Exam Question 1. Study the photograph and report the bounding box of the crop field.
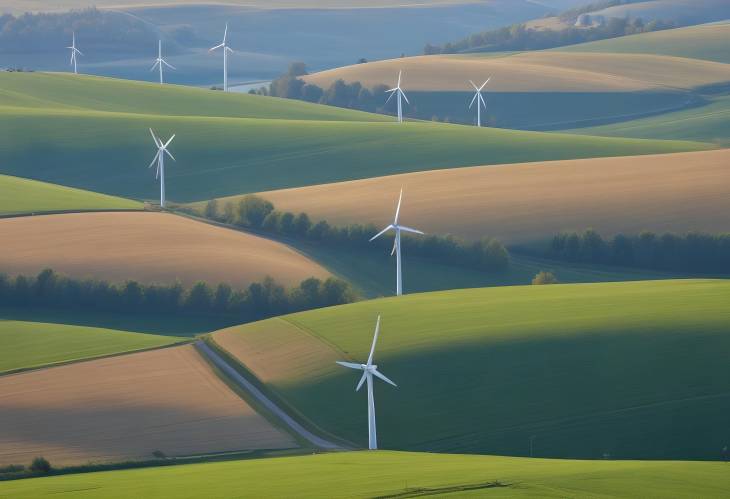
[0,345,297,467]
[0,317,184,374]
[212,280,730,460]
[569,94,730,146]
[0,72,713,201]
[557,22,730,64]
[243,149,730,245]
[304,52,730,92]
[590,0,730,30]
[1,450,729,499]
[0,175,141,216]
[0,212,330,287]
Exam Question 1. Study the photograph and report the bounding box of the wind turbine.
[385,71,409,123]
[209,23,234,91]
[369,189,424,296]
[148,129,175,208]
[67,32,83,74]
[336,315,397,450]
[151,40,175,84]
[469,78,490,127]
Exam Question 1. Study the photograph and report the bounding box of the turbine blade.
[385,90,396,104]
[226,46,234,53]
[390,238,397,256]
[479,77,491,91]
[469,92,478,109]
[162,60,176,70]
[397,70,401,88]
[209,43,224,52]
[336,361,362,370]
[355,371,368,391]
[156,163,160,179]
[479,93,486,108]
[399,225,424,235]
[367,315,380,366]
[394,188,403,224]
[372,369,397,387]
[469,80,479,91]
[151,61,160,71]
[369,225,394,242]
[400,89,410,105]
[149,128,161,147]
[149,150,161,169]
[163,134,175,149]
[224,23,228,43]
[164,149,176,162]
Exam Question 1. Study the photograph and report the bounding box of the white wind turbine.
[369,189,424,296]
[336,315,397,450]
[151,40,175,84]
[67,32,83,74]
[209,23,233,91]
[148,129,175,208]
[385,70,409,123]
[469,78,490,127]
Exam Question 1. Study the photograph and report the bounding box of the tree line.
[548,229,730,273]
[195,195,510,273]
[0,269,356,322]
[423,13,675,55]
[250,62,391,114]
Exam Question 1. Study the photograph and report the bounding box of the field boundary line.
[196,340,351,451]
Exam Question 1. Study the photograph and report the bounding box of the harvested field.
[303,52,730,92]
[0,212,330,287]
[255,149,730,244]
[0,345,297,467]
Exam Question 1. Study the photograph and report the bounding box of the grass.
[0,72,713,202]
[1,450,728,498]
[0,317,186,374]
[556,22,730,64]
[568,94,730,146]
[213,280,730,460]
[0,174,141,215]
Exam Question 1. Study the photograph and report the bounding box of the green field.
[0,72,713,202]
[0,174,141,215]
[215,280,730,460]
[567,94,730,145]
[2,450,728,498]
[557,22,730,64]
[0,312,191,373]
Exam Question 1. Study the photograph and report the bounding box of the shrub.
[29,457,51,474]
[532,271,558,285]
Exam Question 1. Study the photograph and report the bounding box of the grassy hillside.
[0,72,713,202]
[568,94,730,145]
[590,0,730,28]
[2,451,729,498]
[239,149,730,246]
[0,212,330,287]
[0,174,141,215]
[0,317,184,374]
[303,51,730,128]
[557,22,730,64]
[213,280,730,459]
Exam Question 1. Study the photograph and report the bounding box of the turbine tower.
[469,78,490,127]
[336,315,397,450]
[370,189,424,296]
[148,129,176,208]
[209,23,234,92]
[385,71,409,123]
[151,40,175,84]
[67,32,83,74]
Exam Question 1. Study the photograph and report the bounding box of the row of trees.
[548,229,730,273]
[0,269,356,322]
[199,195,510,273]
[423,16,675,55]
[0,8,162,55]
[254,63,390,114]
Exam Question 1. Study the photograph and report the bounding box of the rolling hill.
[0,317,185,374]
[590,0,730,27]
[1,451,728,498]
[556,22,730,64]
[302,51,730,128]
[0,72,713,202]
[0,175,142,216]
[0,212,330,287]
[0,345,297,467]
[240,149,730,246]
[211,280,730,460]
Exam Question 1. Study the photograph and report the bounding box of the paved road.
[196,341,347,451]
